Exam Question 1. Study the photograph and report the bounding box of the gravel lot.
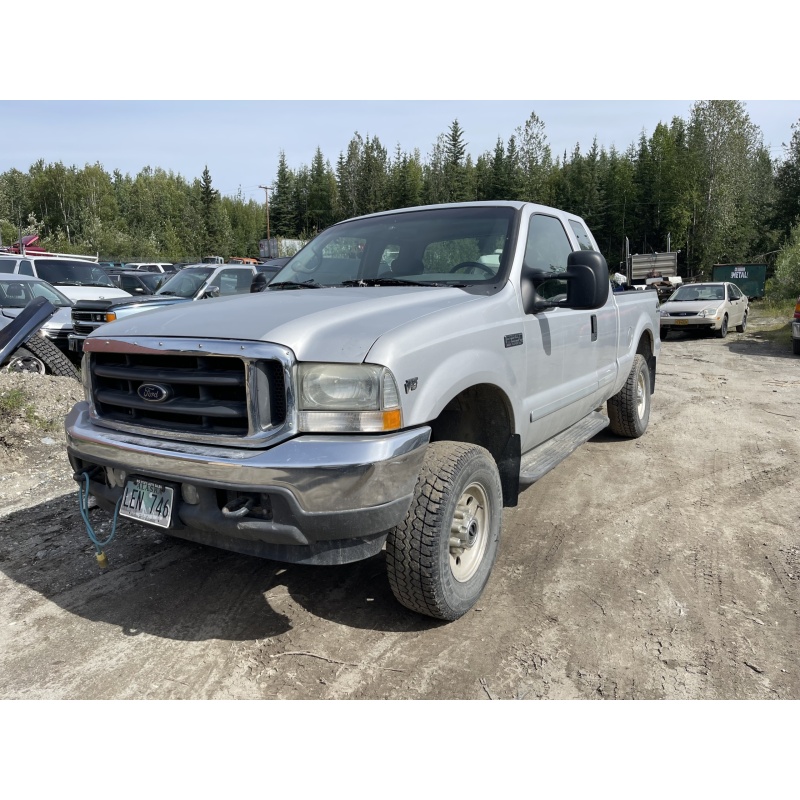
[1,309,798,700]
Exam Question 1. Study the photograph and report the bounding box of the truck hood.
[91,286,482,362]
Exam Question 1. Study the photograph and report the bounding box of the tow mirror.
[522,250,610,314]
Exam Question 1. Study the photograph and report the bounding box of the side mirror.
[202,286,221,300]
[521,250,610,314]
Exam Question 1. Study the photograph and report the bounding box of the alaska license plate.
[119,478,174,528]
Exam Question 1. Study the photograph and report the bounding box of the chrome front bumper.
[66,402,430,564]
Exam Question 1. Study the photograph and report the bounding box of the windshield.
[269,206,516,289]
[138,273,164,291]
[0,278,72,308]
[34,259,116,287]
[670,284,725,302]
[156,267,213,297]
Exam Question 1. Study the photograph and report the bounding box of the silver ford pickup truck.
[66,201,660,620]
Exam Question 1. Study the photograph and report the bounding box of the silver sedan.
[660,282,749,339]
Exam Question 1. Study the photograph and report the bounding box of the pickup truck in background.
[66,201,660,620]
[68,263,257,353]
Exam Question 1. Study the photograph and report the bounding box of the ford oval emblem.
[138,383,172,403]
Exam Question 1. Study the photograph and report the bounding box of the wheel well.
[428,384,519,507]
[637,330,656,393]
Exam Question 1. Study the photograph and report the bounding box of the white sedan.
[660,281,749,339]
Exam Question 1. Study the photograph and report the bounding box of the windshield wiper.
[341,278,436,288]
[268,280,321,290]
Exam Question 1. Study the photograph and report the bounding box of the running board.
[519,411,610,487]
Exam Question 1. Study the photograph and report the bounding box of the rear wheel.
[793,338,800,355]
[386,442,502,621]
[607,353,651,438]
[736,311,748,333]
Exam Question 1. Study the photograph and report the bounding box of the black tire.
[736,311,747,333]
[793,338,800,355]
[716,314,728,338]
[386,442,502,621]
[660,329,669,340]
[13,334,80,379]
[607,353,651,438]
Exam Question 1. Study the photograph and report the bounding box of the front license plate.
[675,320,689,325]
[119,478,174,528]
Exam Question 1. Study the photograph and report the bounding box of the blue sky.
[1,100,798,204]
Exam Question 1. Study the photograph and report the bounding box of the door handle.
[591,314,598,342]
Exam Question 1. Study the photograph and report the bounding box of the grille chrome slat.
[93,364,245,386]
[94,389,248,418]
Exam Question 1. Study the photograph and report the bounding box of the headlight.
[700,306,720,318]
[297,363,402,432]
[660,309,670,317]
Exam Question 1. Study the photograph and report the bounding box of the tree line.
[2,101,800,296]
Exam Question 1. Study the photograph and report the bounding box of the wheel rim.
[742,313,747,331]
[8,354,46,374]
[636,367,647,419]
[449,482,489,582]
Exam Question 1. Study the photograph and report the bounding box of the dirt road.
[1,314,798,700]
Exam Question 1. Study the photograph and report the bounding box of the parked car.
[123,262,175,273]
[0,255,132,304]
[68,263,258,353]
[0,274,76,358]
[106,270,165,295]
[659,281,749,339]
[250,258,290,292]
[792,295,800,355]
[229,257,260,265]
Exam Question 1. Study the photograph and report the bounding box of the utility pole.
[259,185,272,256]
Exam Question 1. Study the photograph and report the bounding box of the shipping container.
[711,264,767,299]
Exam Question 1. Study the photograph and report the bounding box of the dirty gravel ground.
[1,312,798,702]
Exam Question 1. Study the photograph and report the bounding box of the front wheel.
[716,314,729,338]
[386,442,502,621]
[660,329,669,340]
[607,353,651,438]
[736,311,748,333]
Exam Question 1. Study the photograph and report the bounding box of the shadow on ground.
[0,493,438,642]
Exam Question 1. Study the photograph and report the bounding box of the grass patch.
[0,387,32,414]
[757,297,797,317]
[0,387,58,433]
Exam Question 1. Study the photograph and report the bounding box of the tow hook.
[221,497,253,518]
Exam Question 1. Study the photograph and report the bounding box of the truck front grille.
[72,309,107,336]
[89,350,286,439]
